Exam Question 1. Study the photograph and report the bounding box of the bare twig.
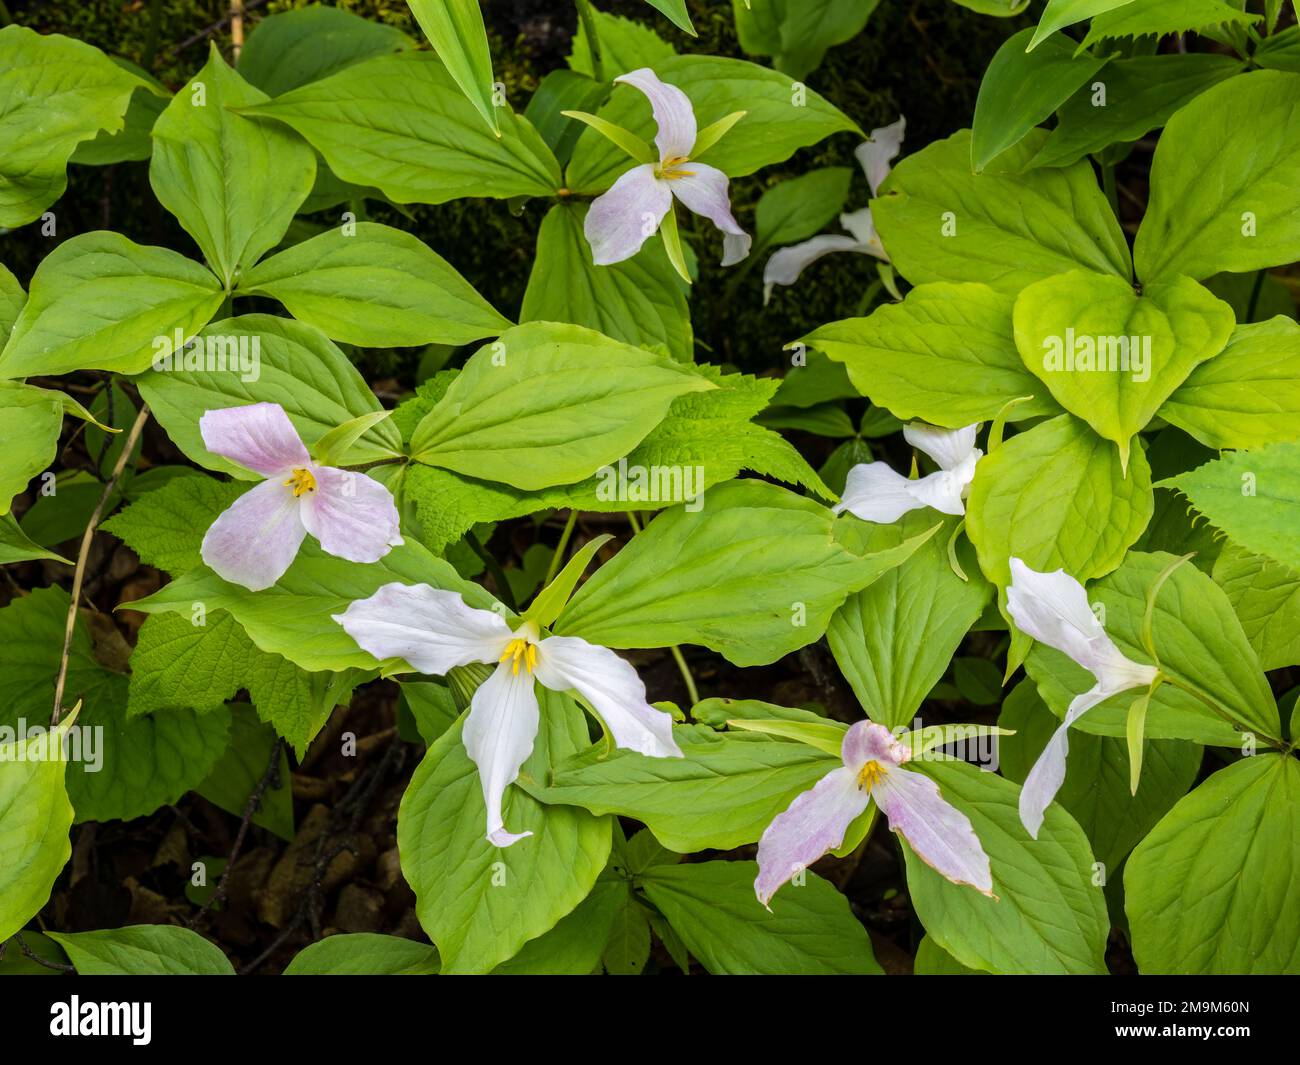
[230,0,246,60]
[12,932,76,973]
[169,0,268,57]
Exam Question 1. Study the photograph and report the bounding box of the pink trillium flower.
[584,68,751,267]
[834,422,981,524]
[762,116,905,302]
[199,402,402,592]
[1007,558,1159,839]
[755,720,992,907]
[335,584,683,847]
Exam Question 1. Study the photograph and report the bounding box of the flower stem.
[543,509,579,586]
[575,0,605,82]
[466,530,519,614]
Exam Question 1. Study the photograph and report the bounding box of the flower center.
[857,760,886,793]
[656,155,695,180]
[500,637,538,676]
[284,467,316,497]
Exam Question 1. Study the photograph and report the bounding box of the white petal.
[838,207,889,260]
[333,583,513,674]
[533,635,682,758]
[832,461,927,524]
[200,478,306,591]
[904,422,981,472]
[615,67,697,161]
[1018,683,1111,839]
[855,115,906,198]
[668,162,752,266]
[762,234,868,302]
[463,661,540,847]
[904,468,970,517]
[584,164,672,265]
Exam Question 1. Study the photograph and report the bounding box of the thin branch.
[12,932,76,973]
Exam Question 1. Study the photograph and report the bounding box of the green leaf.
[901,760,1110,974]
[1212,542,1300,671]
[196,703,295,841]
[0,232,223,378]
[524,70,608,167]
[523,533,613,628]
[913,934,983,974]
[1158,317,1300,450]
[1013,271,1234,467]
[565,54,859,194]
[872,130,1132,295]
[47,926,234,975]
[103,475,244,575]
[240,53,560,205]
[555,480,936,666]
[1125,754,1300,973]
[570,8,675,78]
[0,263,24,348]
[520,203,692,363]
[600,883,652,975]
[0,514,69,564]
[1030,0,1137,48]
[0,383,64,514]
[0,25,157,227]
[950,0,1030,13]
[283,933,439,974]
[136,315,402,478]
[150,45,316,288]
[239,221,511,347]
[638,860,881,974]
[732,0,882,82]
[972,28,1108,172]
[803,282,1058,425]
[68,62,170,167]
[408,0,500,136]
[1136,70,1300,283]
[398,691,612,974]
[493,877,624,974]
[0,721,75,943]
[1081,0,1259,49]
[409,322,711,488]
[755,167,853,249]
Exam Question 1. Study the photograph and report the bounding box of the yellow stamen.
[857,760,886,793]
[657,156,696,180]
[284,467,316,497]
[500,637,537,676]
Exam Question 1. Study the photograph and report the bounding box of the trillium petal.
[874,766,994,896]
[855,115,906,197]
[905,468,972,517]
[199,402,310,478]
[463,660,540,847]
[838,207,889,259]
[841,720,907,773]
[833,461,927,524]
[754,767,870,908]
[333,584,513,673]
[584,163,672,265]
[615,67,697,161]
[762,234,868,303]
[668,162,752,266]
[200,478,306,591]
[299,466,402,564]
[533,635,682,758]
[1018,683,1111,839]
[904,422,981,472]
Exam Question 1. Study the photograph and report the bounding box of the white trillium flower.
[762,116,905,302]
[583,67,751,267]
[1006,558,1159,839]
[334,584,683,847]
[833,422,982,524]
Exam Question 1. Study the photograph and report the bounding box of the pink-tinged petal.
[463,660,540,847]
[584,164,672,265]
[754,767,870,908]
[762,234,867,303]
[833,461,927,524]
[333,583,513,674]
[615,67,697,161]
[838,207,889,260]
[1018,684,1111,839]
[299,466,402,564]
[841,720,908,773]
[199,403,309,477]
[200,478,306,591]
[875,766,993,896]
[668,162,752,265]
[904,422,981,472]
[855,116,906,197]
[533,634,681,758]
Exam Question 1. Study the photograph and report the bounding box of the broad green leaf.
[1030,0,1137,48]
[872,130,1132,295]
[901,760,1110,975]
[408,0,500,136]
[639,860,882,974]
[1081,0,1259,49]
[1125,754,1300,974]
[196,703,295,840]
[999,680,1200,870]
[1013,271,1234,467]
[520,203,692,362]
[0,382,63,514]
[555,480,936,666]
[240,222,510,347]
[47,926,234,975]
[972,28,1108,172]
[150,46,316,288]
[1256,23,1300,74]
[524,70,608,167]
[493,877,624,975]
[950,0,1031,12]
[0,25,157,227]
[828,514,993,729]
[914,934,983,974]
[732,0,882,82]
[643,0,696,34]
[803,282,1058,425]
[565,55,860,194]
[1160,441,1300,572]
[570,8,675,78]
[102,475,243,575]
[0,262,26,347]
[966,413,1154,591]
[68,61,170,166]
[1135,70,1300,283]
[284,933,439,975]
[1212,542,1300,670]
[0,232,223,378]
[599,881,652,976]
[0,721,75,943]
[1159,317,1300,450]
[240,52,561,205]
[399,691,612,974]
[0,514,69,564]
[136,314,402,478]
[238,5,414,96]
[409,322,711,488]
[755,167,853,250]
